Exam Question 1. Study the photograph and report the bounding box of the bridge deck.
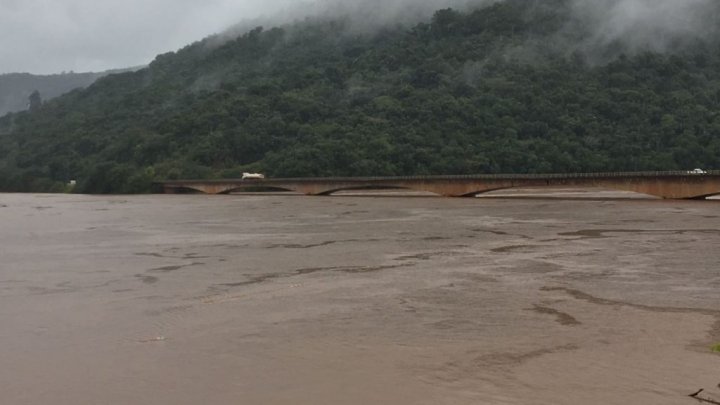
[156,171,720,199]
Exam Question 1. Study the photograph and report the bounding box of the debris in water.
[138,336,167,343]
[689,388,720,404]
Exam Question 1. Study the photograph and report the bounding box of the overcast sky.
[0,0,303,74]
[0,0,478,75]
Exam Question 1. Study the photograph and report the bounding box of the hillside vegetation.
[2,0,720,193]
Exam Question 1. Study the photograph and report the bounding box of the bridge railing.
[257,170,720,182]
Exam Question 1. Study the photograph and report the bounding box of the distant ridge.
[0,67,142,116]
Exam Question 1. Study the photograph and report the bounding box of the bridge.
[156,171,720,200]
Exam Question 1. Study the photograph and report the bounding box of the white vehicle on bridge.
[242,172,265,180]
[688,168,707,174]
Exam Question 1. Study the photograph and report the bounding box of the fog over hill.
[225,0,719,48]
[570,0,719,52]
[1,0,717,74]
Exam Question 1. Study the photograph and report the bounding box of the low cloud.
[571,0,719,53]
[1,0,717,74]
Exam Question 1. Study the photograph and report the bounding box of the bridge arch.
[458,187,516,197]
[220,185,297,195]
[686,191,720,200]
[164,185,209,194]
[470,185,665,199]
[315,184,438,196]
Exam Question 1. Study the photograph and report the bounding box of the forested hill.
[0,69,135,116]
[2,0,720,193]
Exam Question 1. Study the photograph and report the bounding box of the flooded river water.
[1,192,718,404]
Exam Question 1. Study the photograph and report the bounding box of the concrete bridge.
[156,171,720,199]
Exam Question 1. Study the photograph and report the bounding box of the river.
[1,192,718,404]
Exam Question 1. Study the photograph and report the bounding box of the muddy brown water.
[1,191,719,405]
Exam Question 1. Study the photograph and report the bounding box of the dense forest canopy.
[1,0,720,193]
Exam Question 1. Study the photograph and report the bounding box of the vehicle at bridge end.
[242,172,265,180]
[688,168,707,174]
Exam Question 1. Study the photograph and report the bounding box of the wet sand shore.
[0,192,718,404]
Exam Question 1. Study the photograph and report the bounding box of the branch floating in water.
[689,388,720,405]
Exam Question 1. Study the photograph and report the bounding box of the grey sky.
[0,0,301,74]
[0,0,476,75]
